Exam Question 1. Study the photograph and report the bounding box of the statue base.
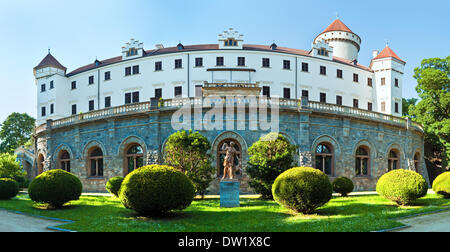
[220,179,240,208]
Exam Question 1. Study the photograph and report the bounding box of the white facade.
[34,20,405,125]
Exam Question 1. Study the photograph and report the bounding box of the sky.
[0,0,448,123]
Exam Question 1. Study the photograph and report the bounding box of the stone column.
[298,110,312,167]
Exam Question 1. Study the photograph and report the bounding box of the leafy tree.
[0,113,35,154]
[246,133,296,199]
[164,130,215,198]
[409,56,449,171]
[0,153,26,186]
[402,98,418,118]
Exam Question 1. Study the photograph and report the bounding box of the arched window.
[355,146,370,176]
[414,153,420,172]
[125,144,144,175]
[37,154,44,175]
[217,139,242,178]
[388,149,400,171]
[59,150,71,172]
[315,143,333,176]
[89,147,104,177]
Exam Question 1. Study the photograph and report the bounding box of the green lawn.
[0,193,448,232]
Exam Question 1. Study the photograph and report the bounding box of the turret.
[33,52,67,79]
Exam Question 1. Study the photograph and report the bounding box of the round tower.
[314,19,361,62]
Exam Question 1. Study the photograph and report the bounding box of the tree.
[0,153,26,186]
[409,56,449,172]
[246,133,296,199]
[0,113,35,154]
[164,130,215,198]
[402,98,418,118]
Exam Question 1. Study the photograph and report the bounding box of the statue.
[221,142,240,180]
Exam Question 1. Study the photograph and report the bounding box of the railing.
[203,82,260,88]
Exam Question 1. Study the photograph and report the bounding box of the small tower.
[218,28,244,50]
[314,18,361,62]
[122,38,144,60]
[370,45,406,115]
[33,52,67,79]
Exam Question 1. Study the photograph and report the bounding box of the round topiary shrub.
[432,172,450,198]
[106,177,124,197]
[376,169,428,206]
[119,165,195,215]
[0,178,19,200]
[28,169,82,208]
[332,177,354,197]
[272,167,333,214]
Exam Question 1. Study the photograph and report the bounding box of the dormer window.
[318,48,329,57]
[224,38,238,47]
[127,48,138,57]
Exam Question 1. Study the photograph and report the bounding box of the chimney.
[155,44,164,49]
[372,50,379,58]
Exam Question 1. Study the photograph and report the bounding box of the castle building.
[23,19,427,193]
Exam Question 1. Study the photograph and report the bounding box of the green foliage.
[432,172,450,198]
[0,113,35,154]
[28,169,82,208]
[106,177,124,197]
[272,167,332,214]
[0,153,27,187]
[0,178,19,200]
[247,133,296,199]
[164,130,214,197]
[376,169,428,206]
[409,56,450,168]
[119,165,195,215]
[402,98,418,118]
[332,177,354,197]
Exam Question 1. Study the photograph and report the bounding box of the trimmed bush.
[0,178,19,200]
[106,177,124,197]
[332,177,354,197]
[119,165,195,215]
[272,167,333,214]
[376,169,428,206]
[432,172,450,198]
[28,169,82,208]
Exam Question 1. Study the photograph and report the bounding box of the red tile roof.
[321,19,353,34]
[372,46,405,63]
[34,53,67,72]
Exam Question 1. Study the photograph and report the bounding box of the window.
[89,76,94,84]
[301,62,309,72]
[353,99,359,108]
[337,69,343,79]
[125,93,132,104]
[368,78,373,87]
[320,66,326,75]
[315,143,333,176]
[302,90,309,99]
[41,106,46,117]
[41,84,46,92]
[336,95,342,105]
[195,57,203,67]
[237,57,245,66]
[125,144,144,175]
[71,104,77,115]
[104,71,111,81]
[224,39,238,47]
[125,67,131,76]
[320,93,326,103]
[89,100,95,111]
[283,88,291,99]
[105,96,111,108]
[381,77,386,86]
[368,102,373,111]
[283,60,290,70]
[355,146,370,176]
[216,57,224,66]
[127,48,137,57]
[395,78,399,87]
[262,58,270,68]
[395,102,399,113]
[262,86,270,97]
[195,85,202,97]
[71,81,77,90]
[414,153,420,172]
[175,59,182,69]
[381,102,386,112]
[50,104,54,114]
[353,73,359,83]
[132,65,139,74]
[155,61,162,71]
[318,48,329,56]
[59,151,71,172]
[132,91,139,103]
[174,86,182,97]
[155,88,162,99]
[89,147,104,177]
[388,149,400,171]
[125,92,139,104]
[50,81,54,89]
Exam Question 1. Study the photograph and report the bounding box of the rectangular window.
[395,102,399,113]
[104,71,111,81]
[381,77,386,86]
[336,95,343,105]
[320,93,326,103]
[368,78,373,87]
[89,76,94,84]
[71,81,77,90]
[50,81,54,89]
[41,84,46,92]
[155,88,162,99]
[395,78,399,87]
[155,61,162,71]
[337,69,343,79]
[50,104,54,114]
[262,58,270,68]
[283,60,291,70]
[89,100,95,111]
[125,67,132,76]
[301,62,309,72]
[320,66,326,75]
[132,91,139,103]
[302,90,309,99]
[174,86,182,97]
[41,107,46,117]
[216,57,224,66]
[353,99,359,108]
[368,102,373,111]
[195,85,202,97]
[195,57,203,67]
[175,59,182,69]
[132,65,139,74]
[283,88,291,99]
[125,93,132,104]
[105,96,111,108]
[237,57,245,66]
[353,73,359,83]
[71,104,77,115]
[263,86,270,97]
[381,101,386,112]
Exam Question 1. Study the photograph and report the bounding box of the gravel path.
[0,210,66,232]
[393,210,450,232]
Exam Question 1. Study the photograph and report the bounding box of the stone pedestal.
[220,180,240,208]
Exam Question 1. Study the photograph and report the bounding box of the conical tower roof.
[373,46,405,63]
[34,53,67,72]
[321,18,353,34]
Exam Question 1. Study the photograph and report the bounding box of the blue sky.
[0,0,448,123]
